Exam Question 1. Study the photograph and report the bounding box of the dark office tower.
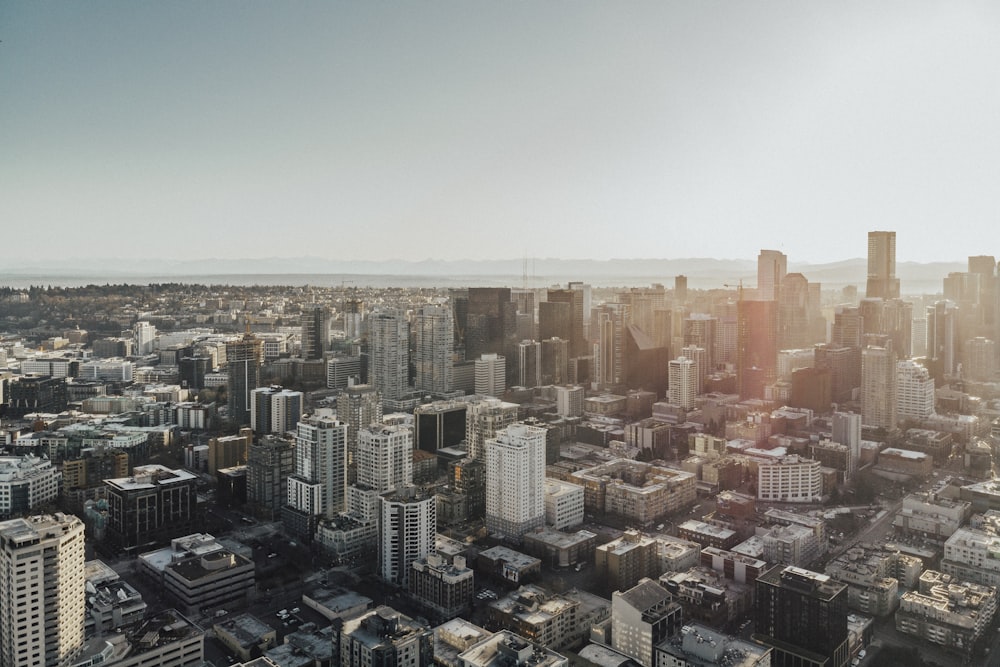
[594,302,631,389]
[465,287,516,360]
[7,375,68,417]
[342,298,365,341]
[300,305,331,361]
[927,300,959,379]
[414,401,467,453]
[540,337,570,385]
[831,306,862,348]
[227,333,264,427]
[413,305,454,393]
[449,289,469,352]
[737,300,778,400]
[517,340,541,388]
[969,255,997,331]
[179,356,211,391]
[624,325,669,397]
[866,230,900,299]
[757,249,787,302]
[882,299,913,360]
[683,314,717,374]
[538,301,571,342]
[674,275,688,304]
[814,345,860,405]
[451,457,486,520]
[755,565,849,667]
[338,384,383,470]
[247,434,295,520]
[547,288,586,357]
[778,273,810,350]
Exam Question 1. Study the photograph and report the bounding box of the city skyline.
[3,3,1000,264]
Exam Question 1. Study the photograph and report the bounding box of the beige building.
[894,492,970,539]
[896,570,998,654]
[572,459,696,523]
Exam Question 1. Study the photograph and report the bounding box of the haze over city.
[3,2,1000,264]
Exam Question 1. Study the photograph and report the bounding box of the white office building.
[757,455,822,503]
[896,359,936,421]
[475,353,506,397]
[357,424,413,494]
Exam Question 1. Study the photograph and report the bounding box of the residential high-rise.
[465,398,519,461]
[547,288,586,357]
[754,565,849,667]
[668,357,697,410]
[368,308,410,401]
[247,434,295,520]
[594,302,631,389]
[866,230,900,299]
[861,338,897,430]
[226,332,263,427]
[683,314,717,376]
[133,320,157,356]
[380,486,436,587]
[896,359,935,422]
[287,415,347,520]
[250,386,303,435]
[757,249,787,302]
[300,305,331,361]
[485,423,546,540]
[357,424,413,493]
[0,514,86,667]
[474,353,506,397]
[338,384,383,472]
[413,305,454,394]
[831,412,861,481]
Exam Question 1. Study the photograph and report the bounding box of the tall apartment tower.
[357,424,413,493]
[251,386,303,435]
[861,338,897,430]
[757,249,787,302]
[226,332,264,427]
[247,434,295,520]
[413,305,454,394]
[287,415,348,519]
[475,353,506,397]
[485,423,547,540]
[754,565,849,667]
[132,320,157,356]
[0,514,86,667]
[300,305,330,361]
[866,230,900,299]
[896,359,935,421]
[683,314,717,376]
[681,345,707,395]
[380,486,436,587]
[668,357,697,409]
[368,308,410,401]
[465,398,519,461]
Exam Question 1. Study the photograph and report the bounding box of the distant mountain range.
[0,256,965,291]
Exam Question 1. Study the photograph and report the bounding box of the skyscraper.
[368,308,410,401]
[547,288,586,358]
[474,353,506,397]
[927,300,958,378]
[413,305,454,394]
[0,514,86,667]
[357,424,413,494]
[866,230,900,299]
[250,386,303,435]
[737,299,778,400]
[861,338,896,430]
[287,415,348,520]
[594,302,631,389]
[754,565,849,667]
[896,359,935,422]
[831,412,861,482]
[466,287,517,361]
[380,486,436,587]
[226,332,263,427]
[668,357,697,409]
[757,249,787,302]
[485,423,546,540]
[517,340,541,388]
[338,384,383,478]
[465,397,519,461]
[300,305,331,361]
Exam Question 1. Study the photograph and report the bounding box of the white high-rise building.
[668,357,697,409]
[757,250,787,301]
[368,308,410,401]
[485,423,547,540]
[133,320,157,356]
[475,353,506,397]
[413,305,454,393]
[287,415,348,518]
[465,397,519,461]
[357,424,413,494]
[517,340,541,389]
[896,359,936,422]
[0,514,86,667]
[680,345,706,394]
[862,341,897,430]
[831,412,861,481]
[555,385,584,418]
[379,486,435,587]
[250,386,303,435]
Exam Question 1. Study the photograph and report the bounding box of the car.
[291,607,300,614]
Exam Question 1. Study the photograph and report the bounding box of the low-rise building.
[0,454,61,518]
[266,623,337,666]
[699,547,767,585]
[409,552,475,622]
[942,526,1000,588]
[571,460,696,523]
[756,455,822,503]
[457,629,568,667]
[543,479,585,530]
[138,533,254,615]
[214,614,277,663]
[596,530,658,593]
[302,587,372,623]
[653,535,701,575]
[339,606,433,667]
[873,448,934,481]
[677,520,739,551]
[72,609,204,667]
[825,545,906,616]
[521,527,597,569]
[660,567,753,629]
[896,570,999,655]
[84,560,147,637]
[486,585,582,652]
[654,623,772,667]
[477,546,541,584]
[611,578,683,667]
[893,492,970,539]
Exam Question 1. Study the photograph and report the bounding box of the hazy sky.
[3,2,999,264]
